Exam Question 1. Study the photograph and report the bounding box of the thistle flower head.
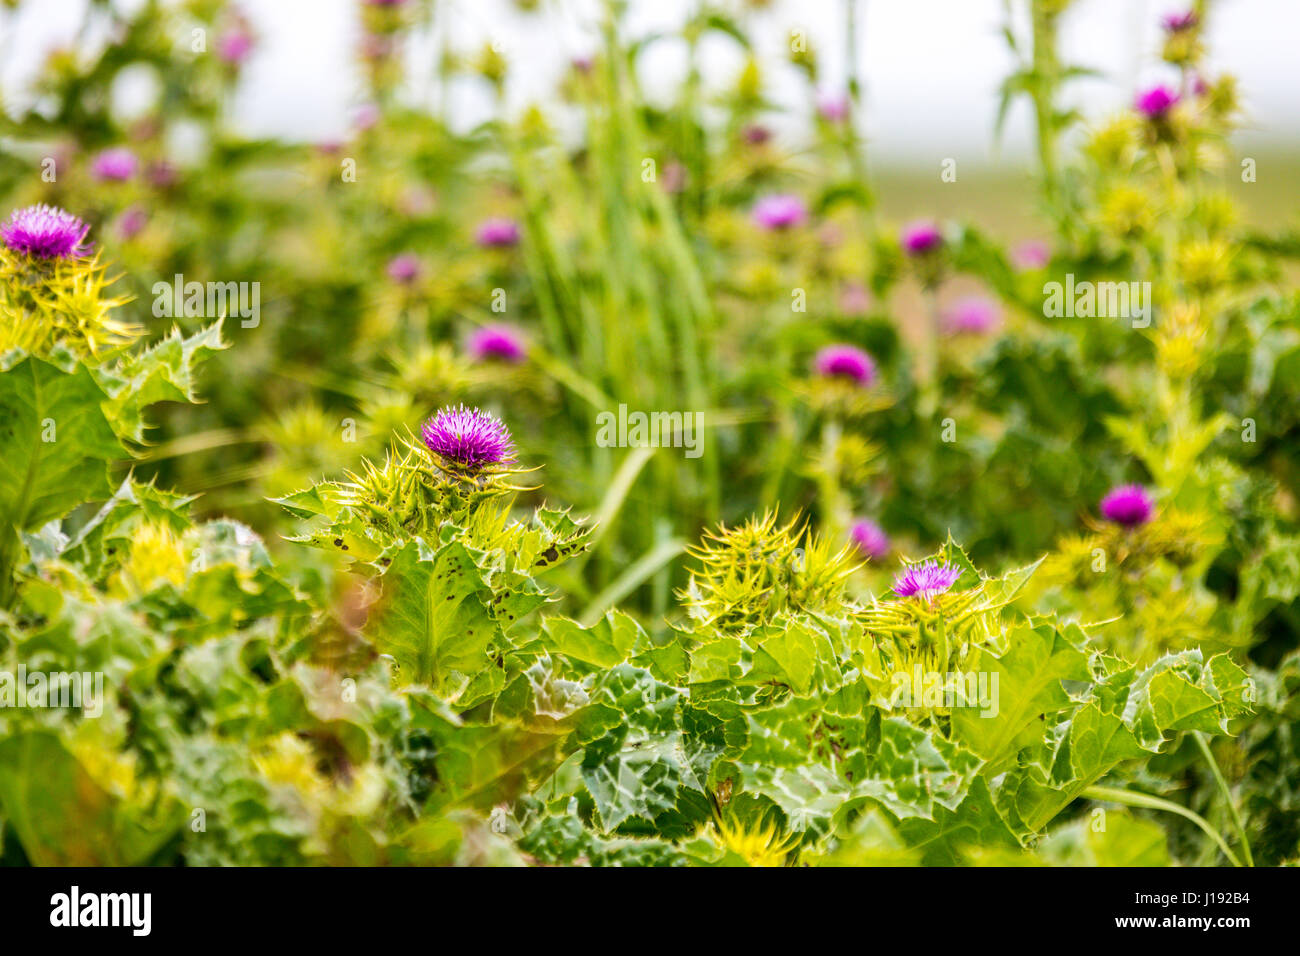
[943,296,1000,335]
[901,219,943,256]
[217,28,254,63]
[814,344,876,386]
[1161,10,1198,32]
[468,324,526,363]
[850,520,890,561]
[354,103,381,130]
[91,147,138,182]
[0,204,90,259]
[476,217,521,248]
[816,91,850,122]
[742,124,772,145]
[1100,483,1154,527]
[752,194,807,230]
[892,560,961,599]
[420,405,516,470]
[1135,84,1179,119]
[115,205,148,241]
[147,160,179,189]
[386,253,420,282]
[1012,239,1050,270]
[839,281,872,315]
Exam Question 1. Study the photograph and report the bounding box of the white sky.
[2,0,1297,162]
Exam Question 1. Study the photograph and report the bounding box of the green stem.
[0,523,21,609]
[1083,785,1242,867]
[1192,731,1254,867]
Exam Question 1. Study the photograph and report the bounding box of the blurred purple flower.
[892,560,961,599]
[661,161,687,194]
[386,253,420,283]
[468,325,527,363]
[839,281,872,316]
[571,54,595,73]
[147,160,178,189]
[0,204,90,259]
[360,33,394,60]
[421,405,516,469]
[752,194,807,230]
[115,205,148,241]
[1161,10,1198,32]
[1012,239,1051,270]
[1135,84,1179,119]
[92,148,138,182]
[477,217,521,248]
[814,344,877,387]
[901,219,943,256]
[217,29,254,63]
[850,520,890,561]
[742,124,772,145]
[944,296,1001,335]
[816,92,850,122]
[354,103,381,130]
[1100,484,1154,527]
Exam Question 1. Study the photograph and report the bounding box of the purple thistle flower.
[386,253,420,283]
[1161,10,1198,32]
[839,281,872,316]
[661,161,687,194]
[421,405,516,470]
[91,147,138,182]
[147,159,179,189]
[892,560,961,599]
[752,194,807,230]
[476,217,521,248]
[901,219,943,256]
[354,103,381,130]
[1012,239,1051,270]
[217,28,254,63]
[1135,84,1179,119]
[814,344,877,387]
[850,520,890,561]
[742,124,772,146]
[816,92,850,123]
[115,205,148,241]
[468,324,526,363]
[1100,484,1154,527]
[944,296,1001,335]
[0,204,90,259]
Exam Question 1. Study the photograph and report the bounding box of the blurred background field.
[1,0,1298,620]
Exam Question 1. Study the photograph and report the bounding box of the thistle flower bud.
[1100,484,1154,527]
[943,296,1001,335]
[386,253,420,283]
[900,219,943,256]
[91,147,138,182]
[752,194,807,230]
[476,217,521,248]
[850,520,890,561]
[1134,84,1179,120]
[468,324,526,363]
[814,344,877,387]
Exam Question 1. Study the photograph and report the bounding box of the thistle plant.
[0,205,139,358]
[680,511,860,636]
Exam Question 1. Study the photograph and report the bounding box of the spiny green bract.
[0,248,139,359]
